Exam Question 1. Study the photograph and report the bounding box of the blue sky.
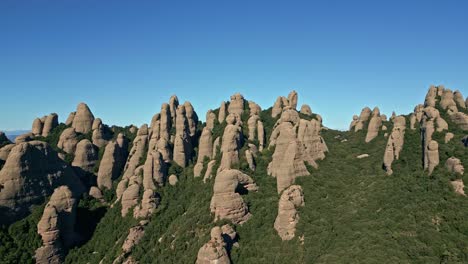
[1,0,467,131]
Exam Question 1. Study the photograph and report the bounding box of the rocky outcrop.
[449,112,468,131]
[194,127,213,177]
[227,93,245,116]
[268,109,327,193]
[32,118,43,136]
[32,113,58,137]
[210,170,257,224]
[218,114,242,171]
[57,127,79,154]
[42,114,59,137]
[121,181,140,217]
[274,185,304,241]
[72,103,95,134]
[0,144,15,162]
[365,107,382,142]
[97,138,127,190]
[218,101,227,123]
[173,105,192,167]
[121,124,149,181]
[133,189,159,219]
[445,132,454,143]
[350,107,372,132]
[15,132,34,144]
[196,227,231,264]
[450,179,466,196]
[72,139,98,174]
[453,90,466,109]
[122,224,146,254]
[426,140,439,175]
[440,89,457,110]
[65,112,75,126]
[383,116,406,175]
[143,150,166,190]
[0,141,84,223]
[421,106,442,175]
[288,90,298,109]
[445,157,464,176]
[92,118,110,148]
[300,104,312,116]
[35,186,78,264]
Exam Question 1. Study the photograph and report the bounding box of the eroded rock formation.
[274,185,304,241]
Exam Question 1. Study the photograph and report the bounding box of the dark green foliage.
[0,204,44,264]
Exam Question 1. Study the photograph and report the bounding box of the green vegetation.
[0,204,44,264]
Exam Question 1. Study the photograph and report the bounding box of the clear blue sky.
[1,0,467,131]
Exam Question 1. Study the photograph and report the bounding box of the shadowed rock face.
[0,141,84,223]
[35,186,79,264]
[97,138,127,190]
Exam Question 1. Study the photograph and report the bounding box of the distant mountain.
[3,130,30,142]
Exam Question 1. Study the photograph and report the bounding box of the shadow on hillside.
[73,206,107,247]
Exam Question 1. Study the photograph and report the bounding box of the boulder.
[274,185,304,240]
[168,174,178,186]
[15,132,34,143]
[426,140,439,175]
[0,144,15,161]
[357,154,369,159]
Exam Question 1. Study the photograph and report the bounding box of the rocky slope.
[0,86,467,264]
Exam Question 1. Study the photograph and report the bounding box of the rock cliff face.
[71,103,95,134]
[274,185,304,240]
[0,141,84,223]
[35,186,79,264]
[383,116,406,175]
[268,107,327,193]
[210,169,257,224]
